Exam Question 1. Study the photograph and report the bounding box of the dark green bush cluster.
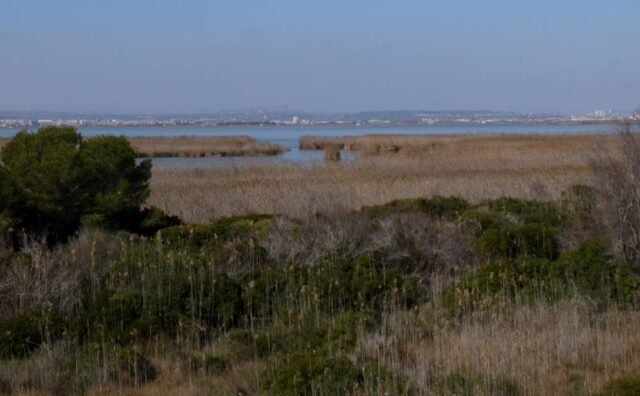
[367,196,470,219]
[159,213,273,247]
[243,254,422,323]
[0,308,65,358]
[263,353,361,396]
[108,346,157,385]
[443,240,640,314]
[77,272,244,344]
[57,242,422,349]
[436,372,519,396]
[263,352,414,395]
[598,375,640,396]
[462,197,564,260]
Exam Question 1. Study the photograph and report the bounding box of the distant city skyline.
[1,1,639,114]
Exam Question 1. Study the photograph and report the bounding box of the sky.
[0,0,638,114]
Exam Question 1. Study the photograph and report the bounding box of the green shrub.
[463,198,563,260]
[442,240,639,314]
[204,355,229,375]
[189,273,244,330]
[367,196,470,219]
[249,311,375,360]
[242,255,423,324]
[599,376,640,396]
[0,308,64,359]
[263,353,361,396]
[555,240,639,306]
[187,353,229,375]
[80,288,144,343]
[137,271,243,338]
[484,197,558,216]
[436,372,519,396]
[159,214,273,247]
[361,360,415,395]
[109,346,157,385]
[132,207,182,236]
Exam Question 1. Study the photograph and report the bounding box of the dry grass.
[299,133,617,156]
[323,142,341,161]
[359,298,640,395]
[149,133,620,223]
[0,135,287,158]
[127,135,286,157]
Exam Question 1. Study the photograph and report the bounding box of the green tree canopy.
[0,126,159,242]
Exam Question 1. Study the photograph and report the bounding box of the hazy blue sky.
[1,0,638,114]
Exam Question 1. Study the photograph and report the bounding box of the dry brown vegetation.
[299,132,616,156]
[359,298,640,396]
[127,135,286,157]
[0,135,287,158]
[150,133,620,223]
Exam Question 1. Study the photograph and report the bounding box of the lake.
[0,123,615,165]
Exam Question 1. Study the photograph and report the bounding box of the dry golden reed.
[0,135,286,158]
[149,133,619,223]
[127,135,286,157]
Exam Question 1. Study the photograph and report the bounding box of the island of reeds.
[1,125,640,395]
[0,135,287,159]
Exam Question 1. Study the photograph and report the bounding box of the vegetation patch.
[436,372,519,396]
[443,239,640,314]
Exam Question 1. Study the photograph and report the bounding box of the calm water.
[0,124,614,166]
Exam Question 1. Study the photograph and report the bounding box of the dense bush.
[599,375,640,396]
[436,372,519,396]
[367,196,470,219]
[243,254,422,322]
[81,288,145,344]
[0,126,168,242]
[462,198,563,260]
[0,308,64,358]
[263,353,361,396]
[159,214,273,247]
[108,346,157,386]
[443,240,640,314]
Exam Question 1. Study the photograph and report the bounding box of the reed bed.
[299,132,616,156]
[0,135,287,158]
[149,133,617,223]
[127,135,286,157]
[358,298,640,396]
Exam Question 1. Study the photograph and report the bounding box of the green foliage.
[187,353,229,375]
[159,213,273,247]
[0,308,64,358]
[249,312,375,359]
[79,270,244,343]
[442,240,639,314]
[367,196,470,219]
[598,376,640,396]
[263,352,361,396]
[243,254,423,323]
[134,207,182,236]
[462,198,563,260]
[556,240,639,307]
[0,127,153,242]
[361,360,415,395]
[108,346,157,385]
[79,288,144,344]
[436,372,519,396]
